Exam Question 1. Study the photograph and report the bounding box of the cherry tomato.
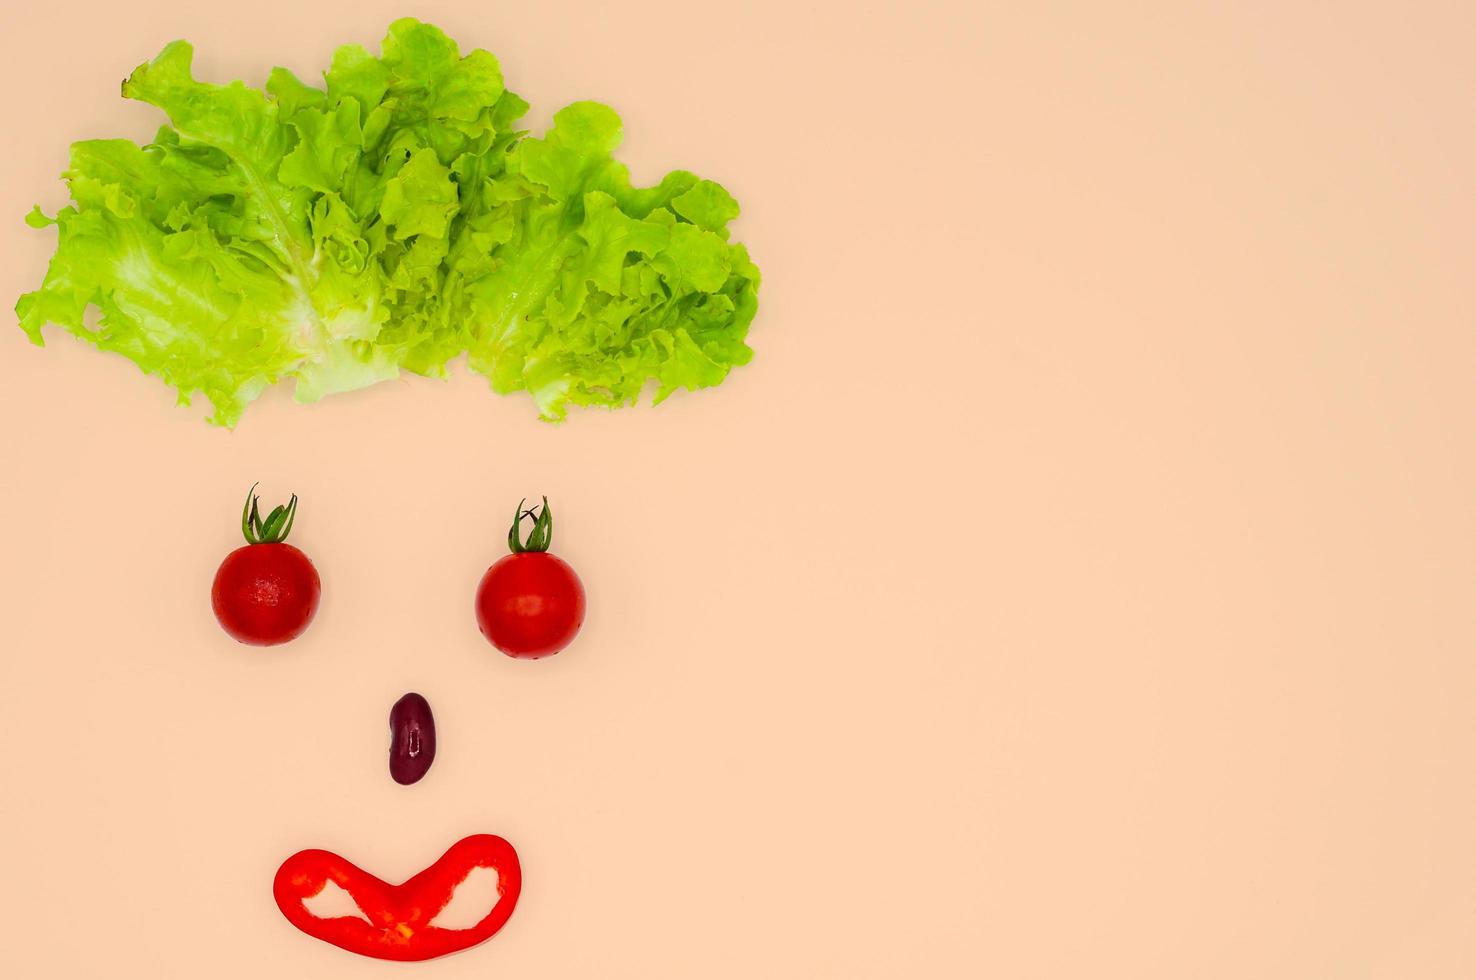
[474,498,585,659]
[211,485,320,646]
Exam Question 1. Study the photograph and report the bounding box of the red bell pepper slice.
[273,834,522,961]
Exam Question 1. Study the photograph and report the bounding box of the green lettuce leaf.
[453,102,760,419]
[16,18,758,425]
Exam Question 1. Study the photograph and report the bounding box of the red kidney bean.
[389,693,436,785]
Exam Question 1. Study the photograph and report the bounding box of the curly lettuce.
[16,19,759,425]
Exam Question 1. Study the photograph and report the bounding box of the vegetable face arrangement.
[221,489,585,959]
[17,18,760,425]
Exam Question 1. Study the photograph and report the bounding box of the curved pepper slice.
[273,834,522,961]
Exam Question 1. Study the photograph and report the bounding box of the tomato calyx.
[507,496,554,554]
[241,482,299,545]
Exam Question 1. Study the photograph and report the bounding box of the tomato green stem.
[242,483,300,545]
[507,496,553,553]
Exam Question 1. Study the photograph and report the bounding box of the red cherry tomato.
[474,498,585,659]
[211,486,321,646]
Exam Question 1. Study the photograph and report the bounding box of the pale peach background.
[1,1,1474,976]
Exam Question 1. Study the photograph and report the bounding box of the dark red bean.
[389,693,436,785]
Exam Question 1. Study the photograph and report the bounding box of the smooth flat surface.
[2,1,1476,976]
